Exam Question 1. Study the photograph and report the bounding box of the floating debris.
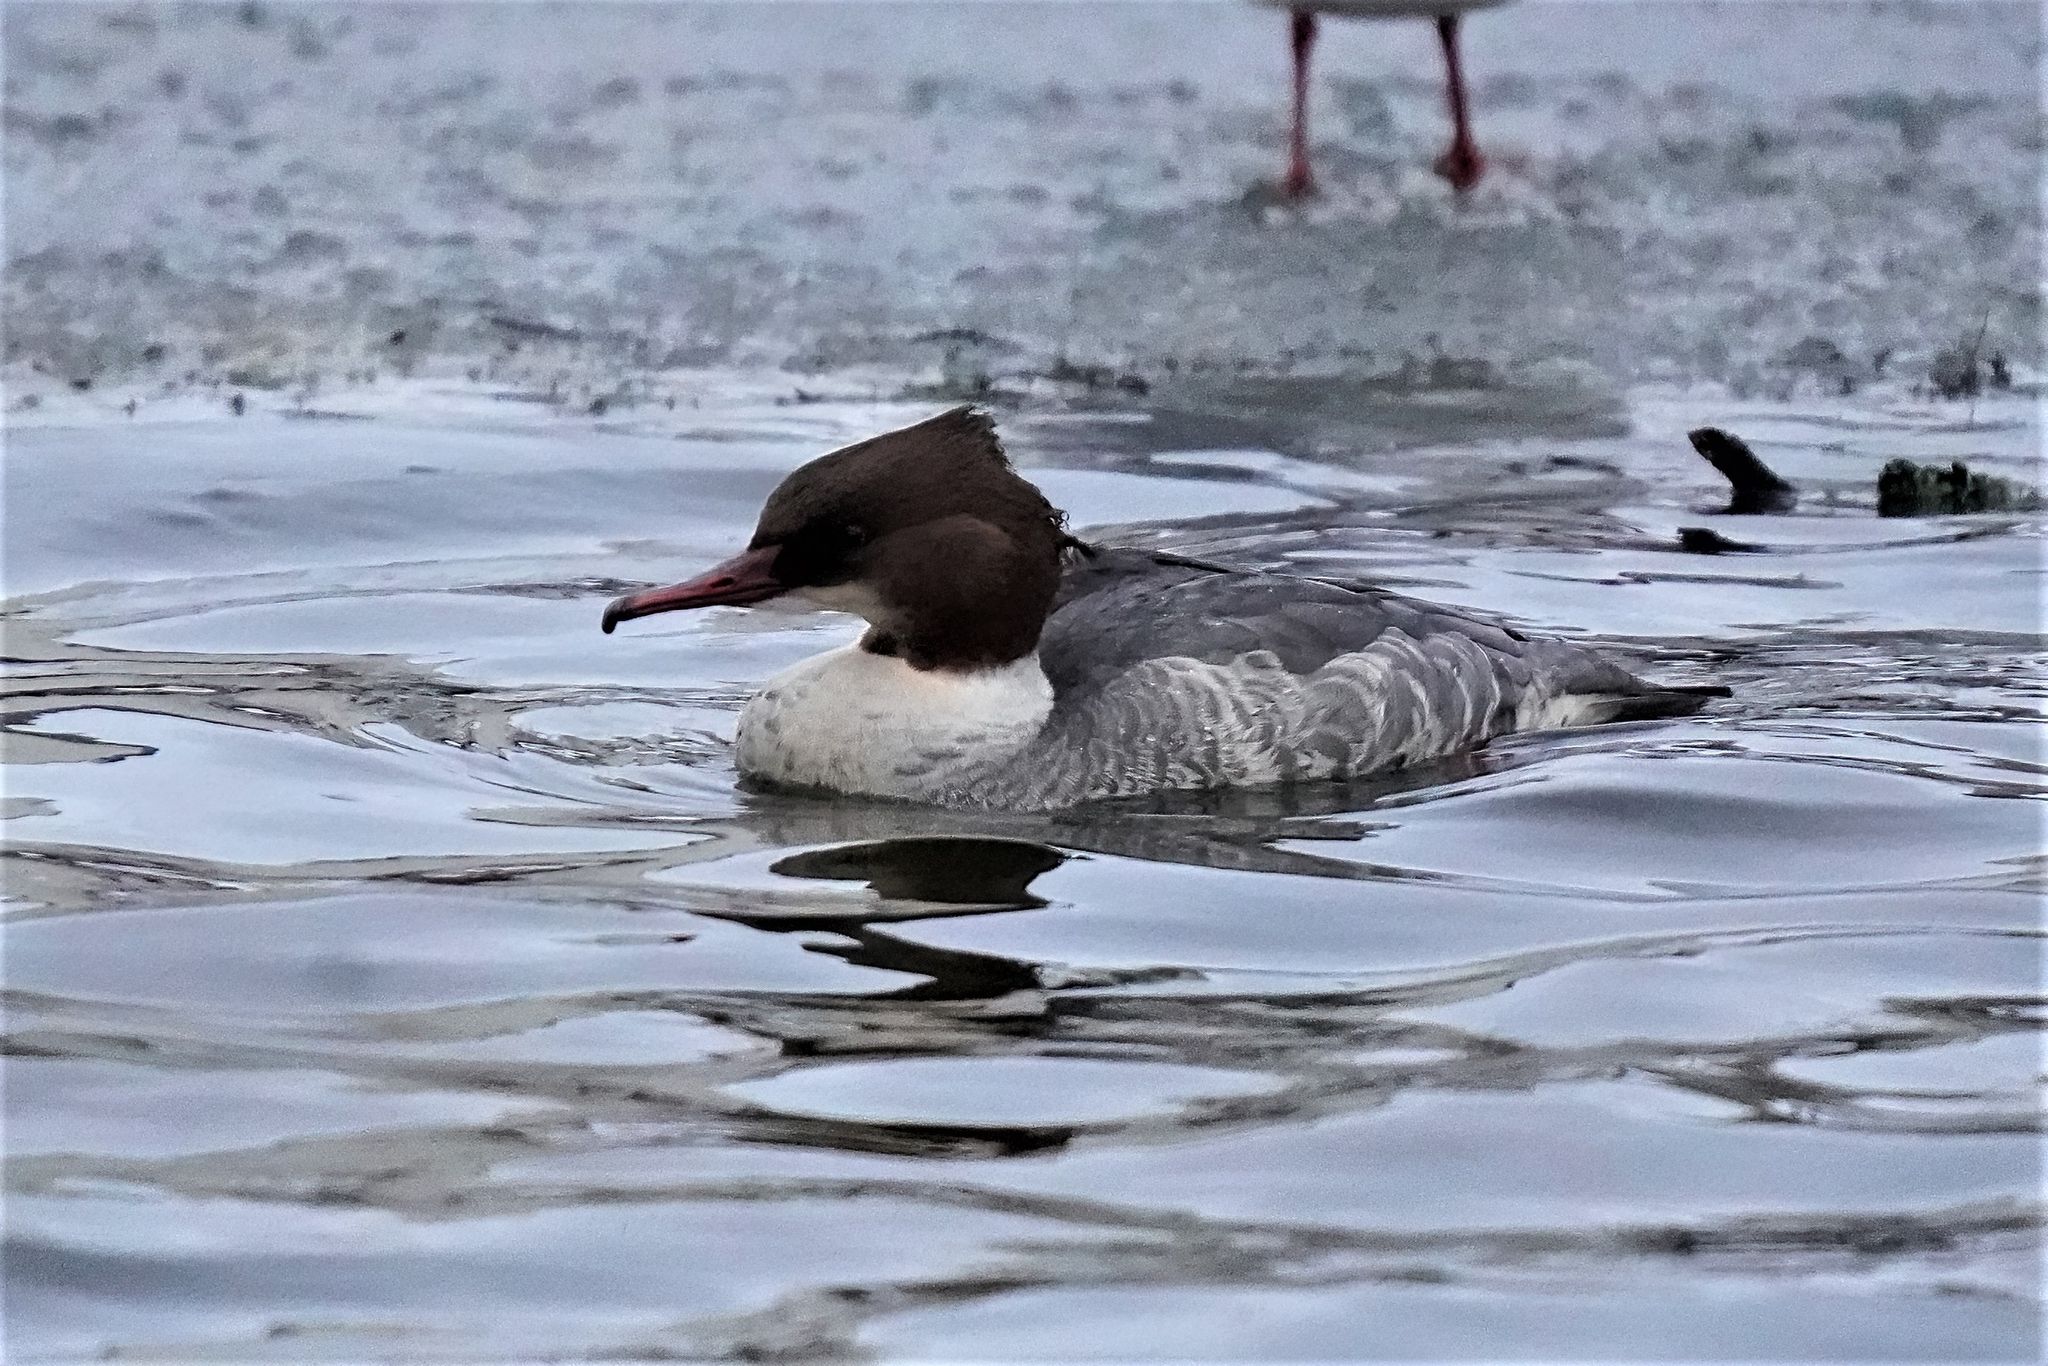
[1688,427,1798,513]
[1675,526,1766,554]
[1876,459,2040,517]
[1687,425,2039,525]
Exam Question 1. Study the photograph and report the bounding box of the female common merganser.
[602,407,1722,809]
[1263,0,1509,196]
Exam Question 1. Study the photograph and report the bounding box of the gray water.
[4,1,2045,1361]
[5,393,2042,1360]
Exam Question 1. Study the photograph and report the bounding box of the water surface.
[4,396,2041,1360]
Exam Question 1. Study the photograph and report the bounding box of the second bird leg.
[1284,10,1318,198]
[1432,12,1485,192]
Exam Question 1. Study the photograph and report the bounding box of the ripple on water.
[927,1078,2038,1233]
[1286,723,2045,896]
[1774,1031,2044,1098]
[727,1056,1282,1129]
[4,1190,1109,1362]
[1405,928,2039,1051]
[3,397,2042,1361]
[4,892,920,1013]
[9,709,689,865]
[7,1058,535,1161]
[860,1277,2039,1363]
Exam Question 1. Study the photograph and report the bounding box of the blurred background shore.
[5,0,2040,430]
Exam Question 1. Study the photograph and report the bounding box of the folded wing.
[1002,547,1717,806]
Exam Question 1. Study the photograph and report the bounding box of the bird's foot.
[1280,161,1316,201]
[1433,140,1485,194]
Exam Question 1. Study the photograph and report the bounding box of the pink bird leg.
[1284,10,1318,198]
[1432,12,1485,192]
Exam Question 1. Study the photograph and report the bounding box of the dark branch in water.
[1676,527,1766,554]
[1688,427,1798,514]
[1687,426,2038,522]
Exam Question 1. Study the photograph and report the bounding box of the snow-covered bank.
[6,0,2040,422]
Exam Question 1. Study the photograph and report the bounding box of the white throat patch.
[733,645,1053,800]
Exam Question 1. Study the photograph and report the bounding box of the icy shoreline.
[7,1,2040,421]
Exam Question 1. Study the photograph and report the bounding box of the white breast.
[733,645,1054,800]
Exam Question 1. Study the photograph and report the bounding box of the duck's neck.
[733,643,1052,800]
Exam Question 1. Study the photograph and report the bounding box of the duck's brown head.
[601,407,1072,670]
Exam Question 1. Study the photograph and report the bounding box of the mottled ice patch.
[4,2,2038,416]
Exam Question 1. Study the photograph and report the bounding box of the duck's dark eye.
[772,519,869,586]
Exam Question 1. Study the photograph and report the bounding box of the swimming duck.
[602,407,1720,808]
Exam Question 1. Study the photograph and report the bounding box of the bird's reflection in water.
[742,836,1072,1003]
[769,836,1066,909]
[708,742,1515,892]
[685,753,1545,1009]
